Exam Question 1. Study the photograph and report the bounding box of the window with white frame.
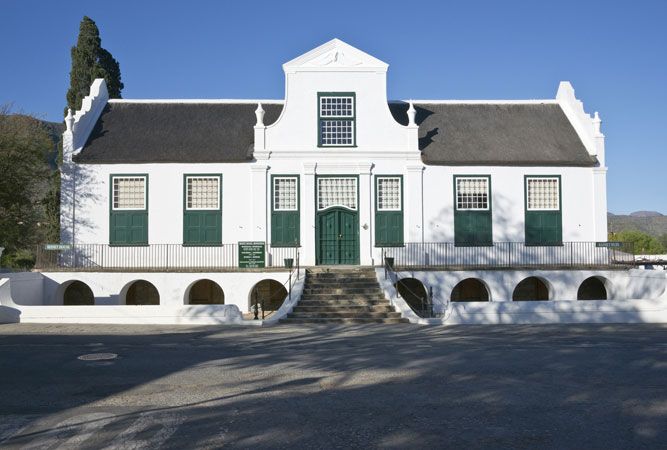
[319,94,355,146]
[456,177,489,210]
[112,176,146,210]
[376,177,402,211]
[526,177,560,211]
[273,177,298,211]
[317,177,357,210]
[186,176,220,210]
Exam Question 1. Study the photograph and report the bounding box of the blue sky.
[2,0,665,214]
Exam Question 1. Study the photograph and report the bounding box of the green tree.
[616,230,666,255]
[66,16,123,112]
[0,106,53,268]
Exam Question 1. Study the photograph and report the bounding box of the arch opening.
[63,281,94,305]
[513,277,550,301]
[394,278,429,316]
[577,277,608,300]
[451,278,490,302]
[124,280,160,305]
[249,279,288,317]
[187,279,224,305]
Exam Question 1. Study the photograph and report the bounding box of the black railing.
[382,241,635,270]
[384,254,435,318]
[35,244,300,272]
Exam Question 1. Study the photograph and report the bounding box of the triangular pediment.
[283,38,388,72]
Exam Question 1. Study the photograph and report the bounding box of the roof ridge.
[107,99,285,104]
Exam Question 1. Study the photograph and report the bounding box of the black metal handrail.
[382,241,634,270]
[253,251,300,320]
[384,252,434,318]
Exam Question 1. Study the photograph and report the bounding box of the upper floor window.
[318,93,356,147]
[186,176,221,210]
[526,177,560,211]
[112,176,147,210]
[455,177,490,211]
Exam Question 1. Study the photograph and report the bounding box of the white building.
[4,38,661,326]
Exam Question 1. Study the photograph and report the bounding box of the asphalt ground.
[0,323,666,449]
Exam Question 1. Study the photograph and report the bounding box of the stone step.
[288,311,403,319]
[293,305,395,313]
[298,299,390,307]
[307,271,376,278]
[305,279,378,286]
[302,287,382,295]
[280,317,410,324]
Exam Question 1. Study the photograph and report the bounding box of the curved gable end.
[389,102,597,167]
[75,102,283,164]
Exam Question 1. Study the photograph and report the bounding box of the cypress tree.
[66,16,123,112]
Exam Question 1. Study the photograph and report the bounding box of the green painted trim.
[182,173,223,246]
[374,174,404,247]
[453,175,493,247]
[270,174,301,247]
[524,174,563,246]
[314,174,360,264]
[109,173,149,246]
[317,92,357,148]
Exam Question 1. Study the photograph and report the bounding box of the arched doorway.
[187,279,224,304]
[451,278,489,302]
[395,278,429,316]
[249,280,288,317]
[513,277,550,301]
[124,280,160,305]
[63,281,94,305]
[577,277,608,300]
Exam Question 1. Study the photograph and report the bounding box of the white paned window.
[273,177,298,211]
[456,177,490,210]
[186,176,220,210]
[526,177,560,211]
[317,177,357,211]
[112,176,146,210]
[319,94,355,146]
[377,177,402,211]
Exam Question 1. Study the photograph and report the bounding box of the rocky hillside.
[608,211,667,237]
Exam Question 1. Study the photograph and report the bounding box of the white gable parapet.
[556,81,605,166]
[266,39,419,158]
[63,78,109,162]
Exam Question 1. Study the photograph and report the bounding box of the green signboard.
[596,242,623,248]
[44,244,72,250]
[238,241,266,268]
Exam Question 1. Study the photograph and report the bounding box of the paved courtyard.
[0,323,666,449]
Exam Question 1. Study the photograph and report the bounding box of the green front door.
[316,208,359,265]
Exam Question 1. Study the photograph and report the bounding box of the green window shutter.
[271,176,300,247]
[184,211,222,245]
[109,175,148,246]
[375,176,403,247]
[526,211,562,245]
[453,176,492,246]
[183,175,222,246]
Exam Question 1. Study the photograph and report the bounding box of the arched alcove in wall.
[249,279,288,313]
[122,280,160,305]
[577,277,609,300]
[395,278,428,315]
[185,279,225,305]
[451,278,490,302]
[62,281,94,305]
[512,277,550,301]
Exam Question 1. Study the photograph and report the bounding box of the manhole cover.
[78,353,118,361]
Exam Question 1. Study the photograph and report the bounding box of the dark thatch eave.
[389,102,597,167]
[75,103,283,164]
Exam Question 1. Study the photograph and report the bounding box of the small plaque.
[44,244,72,250]
[596,242,623,248]
[239,241,265,268]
